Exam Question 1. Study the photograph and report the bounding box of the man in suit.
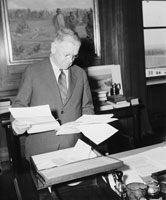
[11,28,94,159]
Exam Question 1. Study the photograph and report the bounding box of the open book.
[9,105,60,134]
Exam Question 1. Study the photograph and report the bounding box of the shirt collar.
[49,56,69,85]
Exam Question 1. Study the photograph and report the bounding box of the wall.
[147,84,166,136]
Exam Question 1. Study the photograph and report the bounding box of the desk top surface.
[110,142,166,183]
[111,142,164,159]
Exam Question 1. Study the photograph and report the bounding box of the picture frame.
[1,0,100,65]
[87,65,124,95]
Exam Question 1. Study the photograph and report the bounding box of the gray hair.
[54,28,81,45]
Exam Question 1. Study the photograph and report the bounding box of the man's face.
[51,39,80,70]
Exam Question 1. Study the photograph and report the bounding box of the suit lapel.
[46,59,63,105]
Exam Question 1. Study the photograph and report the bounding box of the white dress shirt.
[49,56,69,89]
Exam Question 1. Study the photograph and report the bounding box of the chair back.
[0,113,29,176]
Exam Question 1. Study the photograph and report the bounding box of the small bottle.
[110,83,116,96]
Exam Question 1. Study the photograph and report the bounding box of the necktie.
[58,70,67,104]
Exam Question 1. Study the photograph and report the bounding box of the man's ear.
[51,42,57,54]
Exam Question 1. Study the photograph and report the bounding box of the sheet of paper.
[138,146,166,167]
[56,121,81,135]
[9,104,52,118]
[27,121,60,134]
[56,117,117,136]
[121,153,165,178]
[78,123,118,145]
[9,105,60,133]
[119,165,145,184]
[57,123,118,144]
[76,114,115,124]
[56,114,118,144]
[73,139,93,159]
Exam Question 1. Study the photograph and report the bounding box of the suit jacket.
[12,58,94,158]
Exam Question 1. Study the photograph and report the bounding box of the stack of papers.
[9,105,60,134]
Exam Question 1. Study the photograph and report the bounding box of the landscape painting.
[1,0,100,65]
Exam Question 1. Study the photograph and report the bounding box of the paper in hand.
[9,105,60,134]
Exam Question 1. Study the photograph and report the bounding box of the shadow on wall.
[74,38,96,68]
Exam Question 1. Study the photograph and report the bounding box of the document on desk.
[9,105,60,134]
[139,145,166,167]
[56,114,118,144]
[121,146,166,178]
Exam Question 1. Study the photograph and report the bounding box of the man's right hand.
[12,119,31,135]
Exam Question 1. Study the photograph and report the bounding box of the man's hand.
[12,120,31,135]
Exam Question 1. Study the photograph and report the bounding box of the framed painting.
[1,0,100,65]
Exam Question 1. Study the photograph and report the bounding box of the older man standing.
[11,28,94,159]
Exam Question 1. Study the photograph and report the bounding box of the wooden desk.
[13,143,165,200]
[95,104,143,147]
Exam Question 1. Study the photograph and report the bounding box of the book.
[98,96,108,101]
[109,101,130,108]
[0,99,11,107]
[92,90,108,102]
[114,100,128,105]
[97,101,114,111]
[0,105,11,114]
[108,95,126,103]
[92,90,108,98]
[126,97,139,105]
